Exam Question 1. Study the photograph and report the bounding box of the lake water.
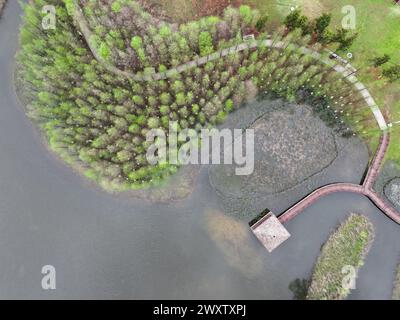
[0,1,398,299]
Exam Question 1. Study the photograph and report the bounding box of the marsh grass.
[392,264,400,300]
[307,213,375,300]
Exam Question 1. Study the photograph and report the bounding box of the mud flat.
[209,97,369,220]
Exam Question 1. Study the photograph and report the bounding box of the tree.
[239,5,253,25]
[314,13,331,41]
[199,31,214,56]
[116,150,131,163]
[176,92,186,106]
[111,1,122,13]
[147,117,160,129]
[130,36,143,50]
[128,124,140,134]
[331,28,358,51]
[284,9,308,32]
[371,54,391,67]
[98,42,111,60]
[225,99,234,112]
[160,92,171,105]
[383,65,400,82]
[256,15,269,31]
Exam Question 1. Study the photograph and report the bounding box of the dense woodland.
[18,0,376,191]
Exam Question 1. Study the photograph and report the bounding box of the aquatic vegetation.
[307,213,374,300]
[393,264,400,300]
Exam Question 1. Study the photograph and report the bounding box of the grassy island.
[393,264,400,300]
[0,0,6,16]
[307,213,374,300]
[18,0,376,191]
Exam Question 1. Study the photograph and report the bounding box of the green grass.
[18,1,396,190]
[153,0,400,162]
[249,0,400,161]
[307,213,374,300]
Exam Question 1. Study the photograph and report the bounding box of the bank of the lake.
[0,1,398,299]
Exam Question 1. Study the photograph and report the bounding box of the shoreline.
[13,59,200,203]
[0,1,6,17]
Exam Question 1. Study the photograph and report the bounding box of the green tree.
[147,117,160,129]
[130,36,143,50]
[284,9,308,32]
[256,15,268,31]
[98,42,111,60]
[239,5,253,24]
[225,99,234,112]
[199,31,214,56]
[372,54,391,67]
[383,65,400,82]
[176,92,186,106]
[111,1,122,13]
[314,14,331,41]
[331,28,358,51]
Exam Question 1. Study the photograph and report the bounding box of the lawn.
[248,0,400,162]
[152,0,400,162]
[20,0,399,190]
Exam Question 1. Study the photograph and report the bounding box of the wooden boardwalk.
[72,0,387,130]
[70,1,398,224]
[277,132,400,225]
[364,133,390,189]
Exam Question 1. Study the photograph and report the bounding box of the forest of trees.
[18,0,373,191]
[77,0,264,72]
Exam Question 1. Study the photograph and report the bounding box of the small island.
[307,214,375,300]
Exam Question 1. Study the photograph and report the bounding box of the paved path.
[69,1,397,224]
[71,0,387,130]
[69,1,396,224]
[71,1,134,79]
[277,132,400,225]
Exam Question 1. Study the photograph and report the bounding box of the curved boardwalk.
[364,133,390,189]
[69,2,398,224]
[71,0,387,130]
[278,183,364,224]
[278,132,400,225]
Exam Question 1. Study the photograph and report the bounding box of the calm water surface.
[0,1,398,299]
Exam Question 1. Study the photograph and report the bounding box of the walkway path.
[364,133,390,190]
[69,1,397,224]
[67,1,398,224]
[71,0,388,130]
[277,132,400,225]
